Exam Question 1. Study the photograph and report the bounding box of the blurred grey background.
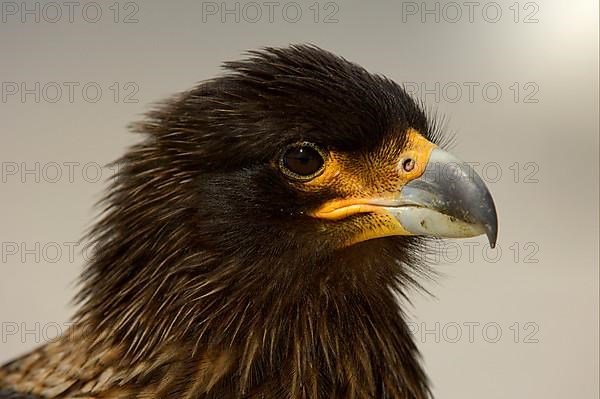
[0,0,598,398]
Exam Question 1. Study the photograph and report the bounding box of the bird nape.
[0,45,497,399]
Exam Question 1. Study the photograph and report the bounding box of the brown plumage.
[0,45,497,399]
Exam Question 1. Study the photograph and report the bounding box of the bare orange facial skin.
[307,129,437,246]
[310,129,436,219]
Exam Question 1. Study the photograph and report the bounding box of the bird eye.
[279,142,326,180]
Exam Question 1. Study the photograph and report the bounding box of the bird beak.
[378,147,498,247]
[311,135,498,248]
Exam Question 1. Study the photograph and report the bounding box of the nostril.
[402,158,415,172]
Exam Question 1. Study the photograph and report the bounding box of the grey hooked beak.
[385,148,498,247]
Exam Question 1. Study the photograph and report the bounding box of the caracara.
[0,45,497,399]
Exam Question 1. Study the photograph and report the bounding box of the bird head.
[123,45,496,276]
[82,45,497,367]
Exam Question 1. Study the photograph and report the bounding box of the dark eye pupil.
[283,145,324,177]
